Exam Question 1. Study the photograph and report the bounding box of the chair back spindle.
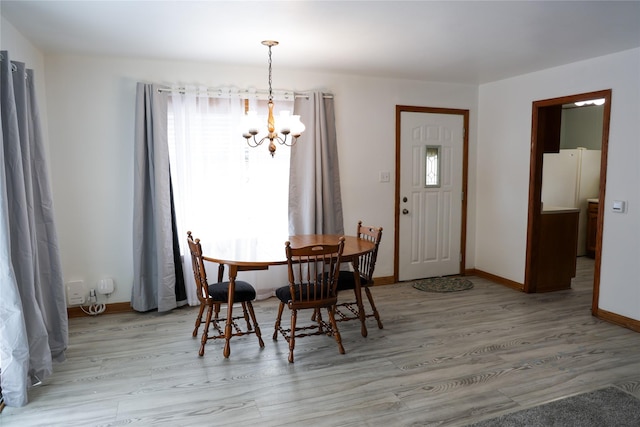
[356,221,383,283]
[286,243,344,306]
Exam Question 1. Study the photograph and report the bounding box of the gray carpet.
[466,386,640,427]
[413,277,473,292]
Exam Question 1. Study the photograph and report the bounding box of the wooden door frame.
[394,106,470,282]
[524,89,611,314]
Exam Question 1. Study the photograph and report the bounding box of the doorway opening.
[525,89,611,315]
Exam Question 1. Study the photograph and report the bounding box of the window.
[167,93,293,245]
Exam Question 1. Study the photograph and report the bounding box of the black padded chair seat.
[336,270,371,291]
[208,281,256,302]
[275,283,332,303]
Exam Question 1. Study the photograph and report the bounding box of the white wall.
[37,53,478,305]
[477,48,640,321]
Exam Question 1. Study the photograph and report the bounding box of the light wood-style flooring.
[3,257,640,426]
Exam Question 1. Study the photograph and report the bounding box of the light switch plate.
[612,200,626,213]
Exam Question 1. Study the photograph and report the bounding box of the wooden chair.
[335,221,384,331]
[273,238,345,363]
[187,231,264,357]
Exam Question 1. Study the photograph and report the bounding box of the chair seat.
[275,283,332,303]
[336,270,371,291]
[208,281,256,302]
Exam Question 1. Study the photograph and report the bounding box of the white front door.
[398,110,465,281]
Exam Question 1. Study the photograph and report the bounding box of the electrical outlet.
[66,280,85,306]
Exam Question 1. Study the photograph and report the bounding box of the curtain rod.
[157,86,333,100]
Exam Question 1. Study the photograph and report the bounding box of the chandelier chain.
[267,45,273,102]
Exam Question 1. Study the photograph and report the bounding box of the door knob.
[402,208,409,215]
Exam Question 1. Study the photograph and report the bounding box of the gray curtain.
[289,92,344,235]
[132,83,186,312]
[0,51,67,407]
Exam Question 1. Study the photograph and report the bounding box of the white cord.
[80,303,106,316]
[80,289,108,315]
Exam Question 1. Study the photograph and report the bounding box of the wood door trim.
[525,89,611,314]
[394,106,469,282]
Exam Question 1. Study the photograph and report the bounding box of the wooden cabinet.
[535,209,580,292]
[586,201,598,258]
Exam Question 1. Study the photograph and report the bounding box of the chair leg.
[364,286,383,329]
[352,281,368,338]
[327,306,345,355]
[199,304,214,357]
[246,301,264,348]
[288,309,297,363]
[193,302,205,337]
[241,302,253,331]
[214,302,221,320]
[315,308,325,333]
[273,302,285,340]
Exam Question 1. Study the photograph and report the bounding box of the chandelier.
[242,40,305,157]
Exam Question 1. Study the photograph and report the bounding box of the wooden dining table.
[202,234,376,357]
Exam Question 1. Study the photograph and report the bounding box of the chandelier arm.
[270,134,298,147]
[245,135,268,148]
[278,135,299,147]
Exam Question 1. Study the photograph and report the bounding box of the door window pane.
[425,145,441,187]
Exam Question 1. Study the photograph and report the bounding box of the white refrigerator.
[542,148,601,256]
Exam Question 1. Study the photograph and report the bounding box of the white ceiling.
[2,0,640,84]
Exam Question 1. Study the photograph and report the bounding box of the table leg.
[223,265,237,358]
[351,258,368,337]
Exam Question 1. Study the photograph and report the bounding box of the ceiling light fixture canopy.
[242,40,305,157]
[574,98,605,107]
